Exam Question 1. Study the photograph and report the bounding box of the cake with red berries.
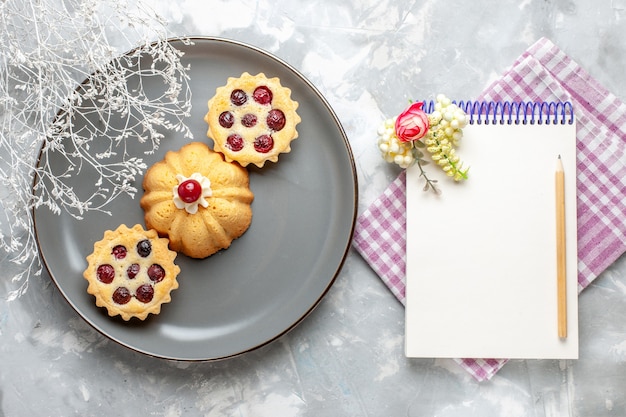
[83,224,180,321]
[140,142,254,259]
[204,72,301,167]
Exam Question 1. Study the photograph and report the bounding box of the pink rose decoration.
[395,102,430,142]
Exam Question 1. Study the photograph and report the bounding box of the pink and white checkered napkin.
[353,37,626,382]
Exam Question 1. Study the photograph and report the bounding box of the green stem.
[446,157,468,180]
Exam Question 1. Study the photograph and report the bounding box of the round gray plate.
[34,37,357,360]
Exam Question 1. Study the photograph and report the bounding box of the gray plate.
[33,37,357,361]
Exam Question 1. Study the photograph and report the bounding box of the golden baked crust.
[83,224,180,321]
[204,72,301,167]
[140,142,254,258]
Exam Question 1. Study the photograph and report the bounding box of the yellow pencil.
[556,155,567,339]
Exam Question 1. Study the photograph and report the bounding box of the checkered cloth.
[353,37,626,382]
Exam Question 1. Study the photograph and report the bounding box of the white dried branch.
[0,0,193,298]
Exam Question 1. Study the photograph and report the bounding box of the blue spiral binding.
[420,100,575,125]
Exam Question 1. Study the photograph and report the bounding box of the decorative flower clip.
[377,94,469,193]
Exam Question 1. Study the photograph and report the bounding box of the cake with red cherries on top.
[83,224,180,321]
[140,141,254,259]
[204,72,301,167]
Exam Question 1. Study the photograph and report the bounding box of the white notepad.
[405,107,578,359]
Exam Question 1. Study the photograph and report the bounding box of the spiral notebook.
[405,100,579,359]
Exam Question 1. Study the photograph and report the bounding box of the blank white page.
[405,119,578,359]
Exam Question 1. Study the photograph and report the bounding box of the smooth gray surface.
[34,38,357,360]
[3,0,626,416]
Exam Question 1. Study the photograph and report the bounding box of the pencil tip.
[558,154,561,159]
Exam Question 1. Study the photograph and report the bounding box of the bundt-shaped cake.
[204,72,301,167]
[140,142,254,259]
[83,224,180,321]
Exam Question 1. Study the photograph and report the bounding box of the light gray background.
[2,0,626,416]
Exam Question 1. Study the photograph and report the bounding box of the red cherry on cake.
[135,284,154,303]
[178,179,202,203]
[226,134,244,152]
[97,264,115,284]
[267,109,286,131]
[254,135,274,153]
[241,113,257,127]
[126,263,140,279]
[148,264,165,283]
[253,86,273,104]
[230,89,247,106]
[219,111,234,128]
[112,245,127,259]
[112,287,131,305]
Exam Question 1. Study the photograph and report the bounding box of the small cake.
[140,142,254,259]
[83,224,180,321]
[204,72,301,167]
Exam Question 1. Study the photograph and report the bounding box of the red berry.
[267,109,286,131]
[148,264,165,283]
[96,264,115,284]
[177,179,202,203]
[218,111,234,128]
[112,287,131,304]
[135,284,154,303]
[111,245,127,260]
[254,135,274,153]
[126,263,140,279]
[253,86,273,105]
[226,134,244,152]
[241,113,257,127]
[230,89,247,106]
